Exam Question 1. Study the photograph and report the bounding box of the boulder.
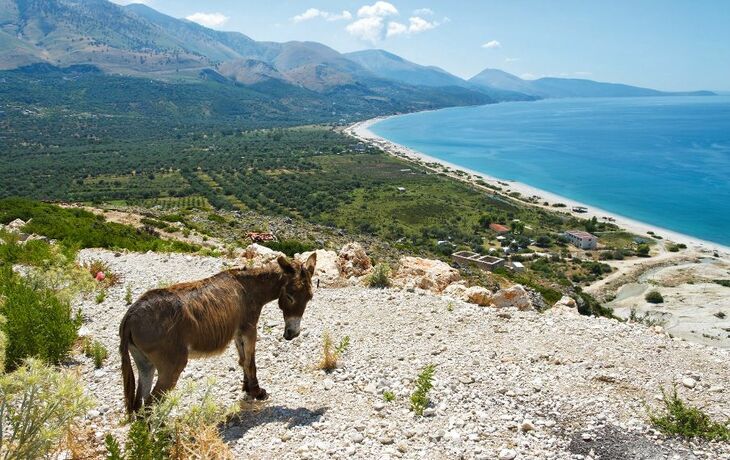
[6,218,26,232]
[443,283,467,299]
[462,286,492,306]
[297,249,340,287]
[393,256,461,294]
[489,285,533,310]
[238,243,284,267]
[337,242,372,278]
[549,295,579,315]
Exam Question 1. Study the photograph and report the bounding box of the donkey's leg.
[234,331,249,392]
[241,330,267,400]
[146,348,188,405]
[130,345,156,412]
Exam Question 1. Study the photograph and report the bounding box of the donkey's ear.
[277,255,295,273]
[304,252,317,276]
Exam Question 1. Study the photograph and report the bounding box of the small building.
[509,261,525,272]
[452,251,505,271]
[572,206,588,213]
[564,230,598,250]
[397,187,406,192]
[489,223,510,234]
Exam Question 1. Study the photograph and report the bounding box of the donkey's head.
[277,253,317,340]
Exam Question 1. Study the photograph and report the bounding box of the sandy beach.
[345,116,730,256]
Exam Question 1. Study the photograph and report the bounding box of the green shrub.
[125,285,134,305]
[636,244,651,257]
[0,315,6,373]
[713,280,730,288]
[105,380,232,459]
[0,267,81,371]
[645,290,664,304]
[383,391,396,402]
[263,239,315,257]
[83,338,109,369]
[410,364,436,416]
[0,198,199,253]
[366,263,391,288]
[0,359,92,458]
[96,289,107,304]
[650,387,730,441]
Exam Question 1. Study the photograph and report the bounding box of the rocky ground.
[74,249,730,459]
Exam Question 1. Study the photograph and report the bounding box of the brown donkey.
[119,254,316,413]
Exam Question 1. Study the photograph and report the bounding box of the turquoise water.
[371,96,730,247]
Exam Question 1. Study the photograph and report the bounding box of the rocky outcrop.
[489,285,533,310]
[297,249,341,287]
[462,286,492,306]
[238,243,284,267]
[393,256,461,293]
[336,242,372,278]
[549,295,579,315]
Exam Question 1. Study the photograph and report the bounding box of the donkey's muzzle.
[283,328,300,340]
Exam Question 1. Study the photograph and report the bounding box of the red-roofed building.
[489,223,510,234]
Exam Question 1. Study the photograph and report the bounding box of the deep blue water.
[371,96,730,247]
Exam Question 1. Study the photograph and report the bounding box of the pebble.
[682,377,697,389]
[498,448,517,460]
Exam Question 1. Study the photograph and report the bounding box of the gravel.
[75,249,730,459]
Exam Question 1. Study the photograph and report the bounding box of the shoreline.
[345,115,730,256]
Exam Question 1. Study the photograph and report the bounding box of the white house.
[564,230,598,250]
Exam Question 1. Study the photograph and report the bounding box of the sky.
[111,0,730,91]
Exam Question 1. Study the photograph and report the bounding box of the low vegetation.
[82,338,109,369]
[645,290,664,304]
[650,387,730,441]
[383,391,396,402]
[0,198,199,253]
[318,332,350,372]
[105,381,233,459]
[0,359,92,459]
[410,364,436,416]
[264,239,315,257]
[0,267,81,371]
[366,263,392,289]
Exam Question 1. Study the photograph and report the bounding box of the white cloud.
[347,2,439,42]
[292,8,352,23]
[357,1,399,18]
[408,16,436,33]
[413,8,434,16]
[186,12,229,28]
[386,21,408,37]
[346,16,386,43]
[482,40,501,49]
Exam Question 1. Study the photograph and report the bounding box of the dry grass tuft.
[84,259,121,286]
[318,332,338,372]
[172,425,234,460]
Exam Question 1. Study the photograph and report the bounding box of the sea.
[370,96,730,247]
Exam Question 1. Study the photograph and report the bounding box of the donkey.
[118,253,316,414]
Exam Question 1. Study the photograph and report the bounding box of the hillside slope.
[470,68,716,98]
[76,248,730,459]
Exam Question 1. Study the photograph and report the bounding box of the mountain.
[469,68,715,98]
[344,49,467,88]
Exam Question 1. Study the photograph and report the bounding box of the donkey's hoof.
[252,388,268,400]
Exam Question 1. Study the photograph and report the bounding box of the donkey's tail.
[119,314,136,414]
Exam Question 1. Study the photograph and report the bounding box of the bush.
[0,267,82,371]
[0,359,92,458]
[650,386,730,441]
[366,263,391,288]
[0,198,199,253]
[645,290,664,304]
[383,391,395,402]
[317,333,350,372]
[82,338,109,369]
[263,239,315,257]
[105,380,233,460]
[410,364,436,416]
[636,244,651,257]
[0,315,6,372]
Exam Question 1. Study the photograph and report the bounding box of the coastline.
[345,116,730,256]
